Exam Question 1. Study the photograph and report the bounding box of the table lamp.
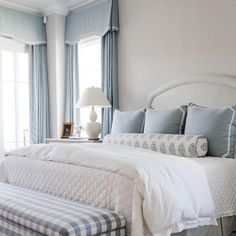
[76,87,111,140]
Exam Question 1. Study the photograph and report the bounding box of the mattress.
[1,143,236,236]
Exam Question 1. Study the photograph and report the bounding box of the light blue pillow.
[185,104,236,158]
[111,110,145,134]
[143,106,187,134]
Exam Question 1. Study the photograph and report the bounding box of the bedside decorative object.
[61,122,74,139]
[74,124,84,138]
[76,87,111,140]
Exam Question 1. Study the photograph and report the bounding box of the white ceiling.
[0,0,98,15]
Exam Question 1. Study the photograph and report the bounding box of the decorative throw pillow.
[143,106,187,134]
[185,103,236,158]
[110,110,145,134]
[103,133,208,157]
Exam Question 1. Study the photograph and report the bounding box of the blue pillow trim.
[187,103,236,158]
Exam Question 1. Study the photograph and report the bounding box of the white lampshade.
[76,87,111,108]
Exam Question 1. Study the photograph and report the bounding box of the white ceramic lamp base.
[85,122,101,140]
[85,106,101,140]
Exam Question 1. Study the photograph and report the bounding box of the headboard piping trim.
[145,74,236,108]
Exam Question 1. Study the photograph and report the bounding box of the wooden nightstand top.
[45,138,102,144]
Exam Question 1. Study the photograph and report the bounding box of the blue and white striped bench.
[0,183,126,236]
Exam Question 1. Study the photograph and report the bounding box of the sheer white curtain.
[0,6,48,147]
[0,37,30,155]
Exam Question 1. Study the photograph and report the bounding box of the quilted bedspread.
[0,143,217,236]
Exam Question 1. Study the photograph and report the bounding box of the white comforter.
[1,143,216,236]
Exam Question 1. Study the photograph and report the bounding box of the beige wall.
[118,0,236,110]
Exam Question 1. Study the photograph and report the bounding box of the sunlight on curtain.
[64,44,79,122]
[29,44,49,144]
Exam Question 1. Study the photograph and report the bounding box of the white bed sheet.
[193,157,236,218]
[0,144,234,235]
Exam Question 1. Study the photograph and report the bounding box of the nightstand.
[45,138,102,144]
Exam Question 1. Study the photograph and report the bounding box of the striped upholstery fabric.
[0,183,126,236]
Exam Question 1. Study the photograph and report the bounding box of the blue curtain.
[64,44,79,122]
[64,0,118,132]
[29,45,50,143]
[65,0,115,44]
[101,0,119,136]
[0,6,46,45]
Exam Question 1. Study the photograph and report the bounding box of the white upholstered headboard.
[145,75,236,109]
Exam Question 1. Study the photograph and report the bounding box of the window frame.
[77,36,102,136]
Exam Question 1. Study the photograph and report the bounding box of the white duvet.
[2,143,216,236]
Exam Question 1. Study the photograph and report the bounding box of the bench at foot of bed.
[0,183,126,236]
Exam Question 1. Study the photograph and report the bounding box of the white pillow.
[103,133,208,157]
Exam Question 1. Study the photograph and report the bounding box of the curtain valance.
[0,6,46,45]
[65,0,118,45]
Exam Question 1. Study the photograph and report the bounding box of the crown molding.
[0,0,101,17]
[0,0,42,15]
[69,0,100,12]
[42,4,69,16]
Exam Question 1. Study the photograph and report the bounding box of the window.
[0,37,30,151]
[78,36,101,136]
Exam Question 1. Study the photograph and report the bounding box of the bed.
[1,74,236,236]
